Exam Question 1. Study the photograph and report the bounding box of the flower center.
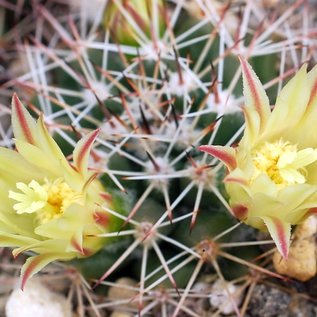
[252,139,317,188]
[8,178,83,224]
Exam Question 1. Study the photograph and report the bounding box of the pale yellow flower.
[0,94,116,288]
[200,58,317,258]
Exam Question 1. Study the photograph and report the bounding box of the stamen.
[252,139,317,188]
[9,180,48,214]
[9,178,83,224]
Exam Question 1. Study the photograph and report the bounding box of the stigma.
[9,178,83,224]
[252,139,317,188]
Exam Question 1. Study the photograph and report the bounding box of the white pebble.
[209,279,242,315]
[6,278,71,317]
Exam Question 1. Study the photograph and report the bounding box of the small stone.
[248,284,291,317]
[209,279,242,315]
[107,278,138,309]
[273,239,316,282]
[5,278,71,317]
[278,296,317,317]
[192,282,210,293]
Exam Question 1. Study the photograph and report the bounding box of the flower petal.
[240,106,261,147]
[69,231,84,255]
[305,64,317,111]
[231,204,248,220]
[34,204,87,240]
[239,57,271,132]
[15,139,61,176]
[36,115,71,168]
[199,145,237,171]
[224,174,248,186]
[12,95,77,178]
[251,173,277,197]
[0,211,38,238]
[293,65,317,148]
[279,184,316,212]
[73,129,100,175]
[0,148,43,183]
[261,216,291,259]
[20,253,73,290]
[265,64,309,137]
[11,93,36,145]
[0,231,38,248]
[67,230,92,256]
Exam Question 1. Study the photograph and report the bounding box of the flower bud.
[103,0,165,46]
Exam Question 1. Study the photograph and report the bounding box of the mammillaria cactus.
[0,0,317,316]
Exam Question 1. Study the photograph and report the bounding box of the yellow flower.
[200,58,317,258]
[1,94,116,288]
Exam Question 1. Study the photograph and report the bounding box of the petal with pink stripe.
[11,93,36,145]
[199,145,237,171]
[20,253,73,290]
[239,57,271,131]
[261,216,291,259]
[73,129,100,175]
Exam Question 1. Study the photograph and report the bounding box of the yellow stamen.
[9,178,83,224]
[9,180,48,214]
[252,139,317,188]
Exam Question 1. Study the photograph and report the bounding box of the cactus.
[0,0,317,316]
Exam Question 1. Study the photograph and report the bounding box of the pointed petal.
[251,173,277,197]
[0,147,43,182]
[36,116,79,179]
[16,238,72,255]
[93,210,110,227]
[70,233,83,253]
[224,168,248,186]
[36,115,70,166]
[239,57,271,131]
[307,64,317,110]
[11,93,36,144]
[261,216,291,259]
[199,145,237,171]
[11,98,78,179]
[67,230,91,256]
[82,173,98,193]
[0,215,36,238]
[73,129,100,175]
[266,64,309,134]
[279,184,316,215]
[34,204,87,241]
[14,139,60,176]
[20,253,72,290]
[0,232,38,248]
[12,241,44,258]
[293,65,317,148]
[240,105,261,147]
[231,204,248,220]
